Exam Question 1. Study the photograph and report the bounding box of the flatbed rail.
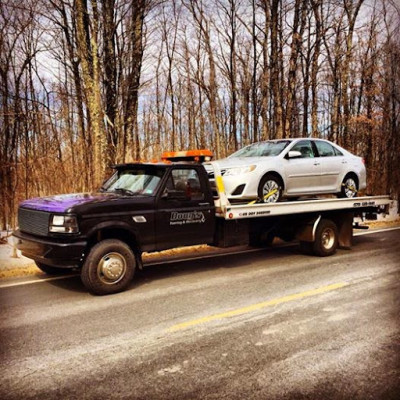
[217,196,391,219]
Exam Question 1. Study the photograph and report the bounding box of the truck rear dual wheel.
[81,239,136,295]
[300,219,338,257]
[312,219,338,257]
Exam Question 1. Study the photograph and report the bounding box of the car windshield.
[228,141,290,158]
[101,167,164,196]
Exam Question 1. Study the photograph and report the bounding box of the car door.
[313,140,346,191]
[284,140,321,194]
[156,167,215,250]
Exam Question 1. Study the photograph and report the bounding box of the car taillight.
[362,158,365,164]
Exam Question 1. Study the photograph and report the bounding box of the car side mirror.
[287,150,302,159]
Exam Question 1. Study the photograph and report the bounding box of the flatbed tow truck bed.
[209,162,392,254]
[216,196,391,219]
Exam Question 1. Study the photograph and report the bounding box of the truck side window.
[170,169,204,201]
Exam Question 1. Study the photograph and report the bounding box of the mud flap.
[336,212,353,250]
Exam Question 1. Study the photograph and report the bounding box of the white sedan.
[206,138,366,203]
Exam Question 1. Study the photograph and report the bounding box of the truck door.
[156,167,215,250]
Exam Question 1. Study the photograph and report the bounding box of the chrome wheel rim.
[97,252,127,285]
[344,178,357,198]
[262,180,280,203]
[321,228,335,250]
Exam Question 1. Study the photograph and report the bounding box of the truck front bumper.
[13,230,87,268]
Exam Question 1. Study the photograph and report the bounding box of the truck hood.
[20,192,126,213]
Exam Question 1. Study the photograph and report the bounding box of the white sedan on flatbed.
[206,138,366,203]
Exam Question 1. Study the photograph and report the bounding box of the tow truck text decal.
[239,210,271,217]
[353,201,376,207]
[170,211,206,225]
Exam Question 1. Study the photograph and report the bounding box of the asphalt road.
[1,229,399,399]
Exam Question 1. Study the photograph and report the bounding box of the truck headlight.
[49,215,79,233]
[223,165,256,176]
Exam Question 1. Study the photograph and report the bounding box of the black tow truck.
[13,151,391,295]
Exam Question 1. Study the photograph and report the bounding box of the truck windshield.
[102,168,164,196]
[228,140,290,158]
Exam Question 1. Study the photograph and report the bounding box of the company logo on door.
[170,211,205,225]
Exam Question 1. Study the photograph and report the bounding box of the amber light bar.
[161,149,214,163]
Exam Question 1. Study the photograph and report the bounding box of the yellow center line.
[168,282,348,332]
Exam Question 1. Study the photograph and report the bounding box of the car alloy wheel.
[261,179,281,203]
[343,177,357,198]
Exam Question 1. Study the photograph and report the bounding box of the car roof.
[260,138,329,142]
[249,138,335,145]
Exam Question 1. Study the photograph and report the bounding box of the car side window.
[333,146,343,156]
[315,141,337,157]
[169,169,204,201]
[291,140,315,158]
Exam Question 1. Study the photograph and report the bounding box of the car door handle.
[341,160,347,164]
[198,202,210,206]
[313,162,320,166]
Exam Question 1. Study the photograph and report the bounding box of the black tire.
[35,262,72,275]
[312,219,338,257]
[339,174,358,198]
[81,239,136,295]
[258,174,283,203]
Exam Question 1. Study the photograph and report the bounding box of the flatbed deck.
[216,196,391,219]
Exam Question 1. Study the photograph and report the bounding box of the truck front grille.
[18,207,50,236]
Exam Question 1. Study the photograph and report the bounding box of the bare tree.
[2,0,400,229]
[184,0,221,157]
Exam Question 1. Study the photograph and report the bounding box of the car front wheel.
[258,174,283,203]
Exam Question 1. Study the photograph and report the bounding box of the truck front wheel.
[81,239,136,295]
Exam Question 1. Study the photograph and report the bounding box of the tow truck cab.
[13,162,218,268]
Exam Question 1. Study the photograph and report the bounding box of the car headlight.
[223,165,256,176]
[49,215,79,233]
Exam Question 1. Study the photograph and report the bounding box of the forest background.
[1,0,399,229]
